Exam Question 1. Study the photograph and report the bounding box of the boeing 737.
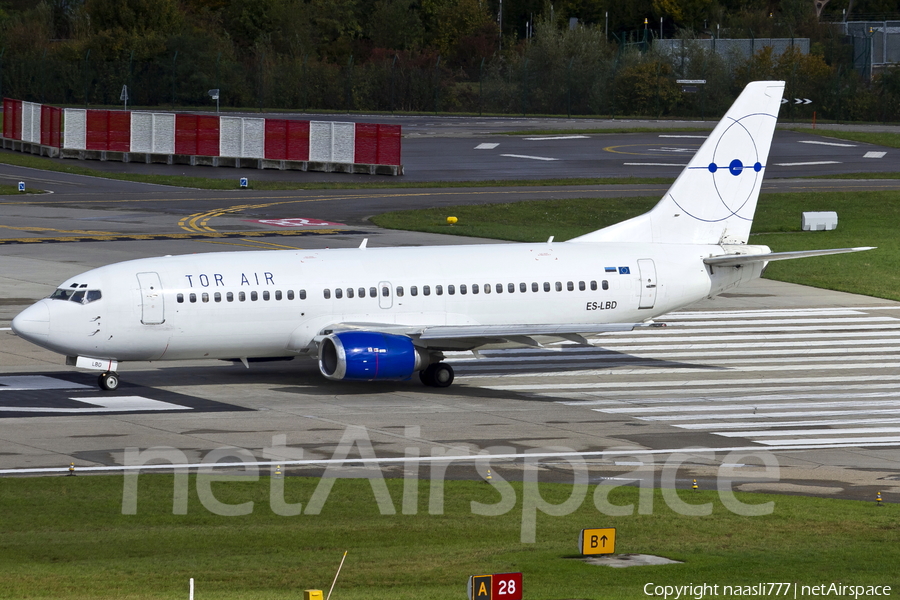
[11,81,872,391]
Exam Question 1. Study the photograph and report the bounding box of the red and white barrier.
[2,98,402,174]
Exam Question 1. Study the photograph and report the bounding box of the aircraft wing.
[704,246,875,267]
[317,321,662,349]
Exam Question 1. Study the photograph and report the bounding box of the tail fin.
[570,80,785,245]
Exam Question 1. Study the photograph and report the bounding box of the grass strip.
[370,191,899,301]
[0,475,896,600]
[0,151,673,190]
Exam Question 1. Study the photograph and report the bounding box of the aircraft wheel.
[431,363,454,388]
[98,371,120,391]
[419,364,436,386]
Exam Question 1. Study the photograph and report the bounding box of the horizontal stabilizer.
[704,246,875,267]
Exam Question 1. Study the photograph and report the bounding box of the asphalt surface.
[0,116,899,505]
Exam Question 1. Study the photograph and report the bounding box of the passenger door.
[136,272,165,324]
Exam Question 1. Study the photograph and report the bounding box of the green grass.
[0,475,897,600]
[370,191,899,300]
[787,128,900,149]
[0,152,674,190]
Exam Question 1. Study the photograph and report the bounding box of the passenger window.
[72,290,85,303]
[347,288,354,298]
[602,280,609,290]
[472,284,479,294]
[579,281,585,291]
[190,293,197,303]
[484,283,491,294]
[299,290,307,300]
[397,286,404,297]
[370,287,377,298]
[555,282,562,292]
[532,282,538,292]
[263,290,271,300]
[567,281,574,291]
[448,285,455,295]
[177,293,184,303]
[411,286,418,296]
[227,292,234,302]
[460,284,467,295]
[251,291,258,301]
[508,283,514,293]
[496,283,503,293]
[214,292,222,302]
[239,292,246,302]
[519,282,526,292]
[275,290,282,300]
[382,286,389,297]
[590,281,597,291]
[543,282,550,292]
[358,288,365,298]
[287,290,294,300]
[423,285,431,296]
[334,288,342,299]
[436,285,443,296]
[324,289,331,299]
[86,290,102,303]
[202,293,209,303]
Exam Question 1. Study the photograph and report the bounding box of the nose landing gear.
[98,371,120,391]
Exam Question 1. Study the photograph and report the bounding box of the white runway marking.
[0,375,92,391]
[0,396,191,413]
[774,161,841,166]
[500,154,558,161]
[523,135,588,140]
[864,151,887,158]
[623,162,687,167]
[454,305,900,449]
[658,135,707,138]
[798,140,856,147]
[474,143,499,149]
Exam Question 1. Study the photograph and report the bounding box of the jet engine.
[318,331,429,381]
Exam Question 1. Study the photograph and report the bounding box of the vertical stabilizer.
[570,80,785,245]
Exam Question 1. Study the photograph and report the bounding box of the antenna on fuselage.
[359,239,368,249]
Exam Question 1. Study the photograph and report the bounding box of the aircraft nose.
[11,301,50,344]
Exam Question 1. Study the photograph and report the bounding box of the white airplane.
[11,80,872,391]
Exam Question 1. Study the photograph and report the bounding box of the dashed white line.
[623,163,687,167]
[774,161,841,166]
[523,135,588,140]
[474,143,499,150]
[500,154,558,161]
[864,151,886,158]
[798,140,856,147]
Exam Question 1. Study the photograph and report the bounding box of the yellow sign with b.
[580,528,616,555]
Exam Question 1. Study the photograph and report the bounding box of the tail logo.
[672,112,775,224]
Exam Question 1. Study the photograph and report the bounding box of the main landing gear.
[98,371,120,391]
[419,362,454,388]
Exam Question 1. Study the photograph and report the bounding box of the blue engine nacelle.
[318,331,429,381]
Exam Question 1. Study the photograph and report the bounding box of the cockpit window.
[50,288,102,304]
[50,288,73,300]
